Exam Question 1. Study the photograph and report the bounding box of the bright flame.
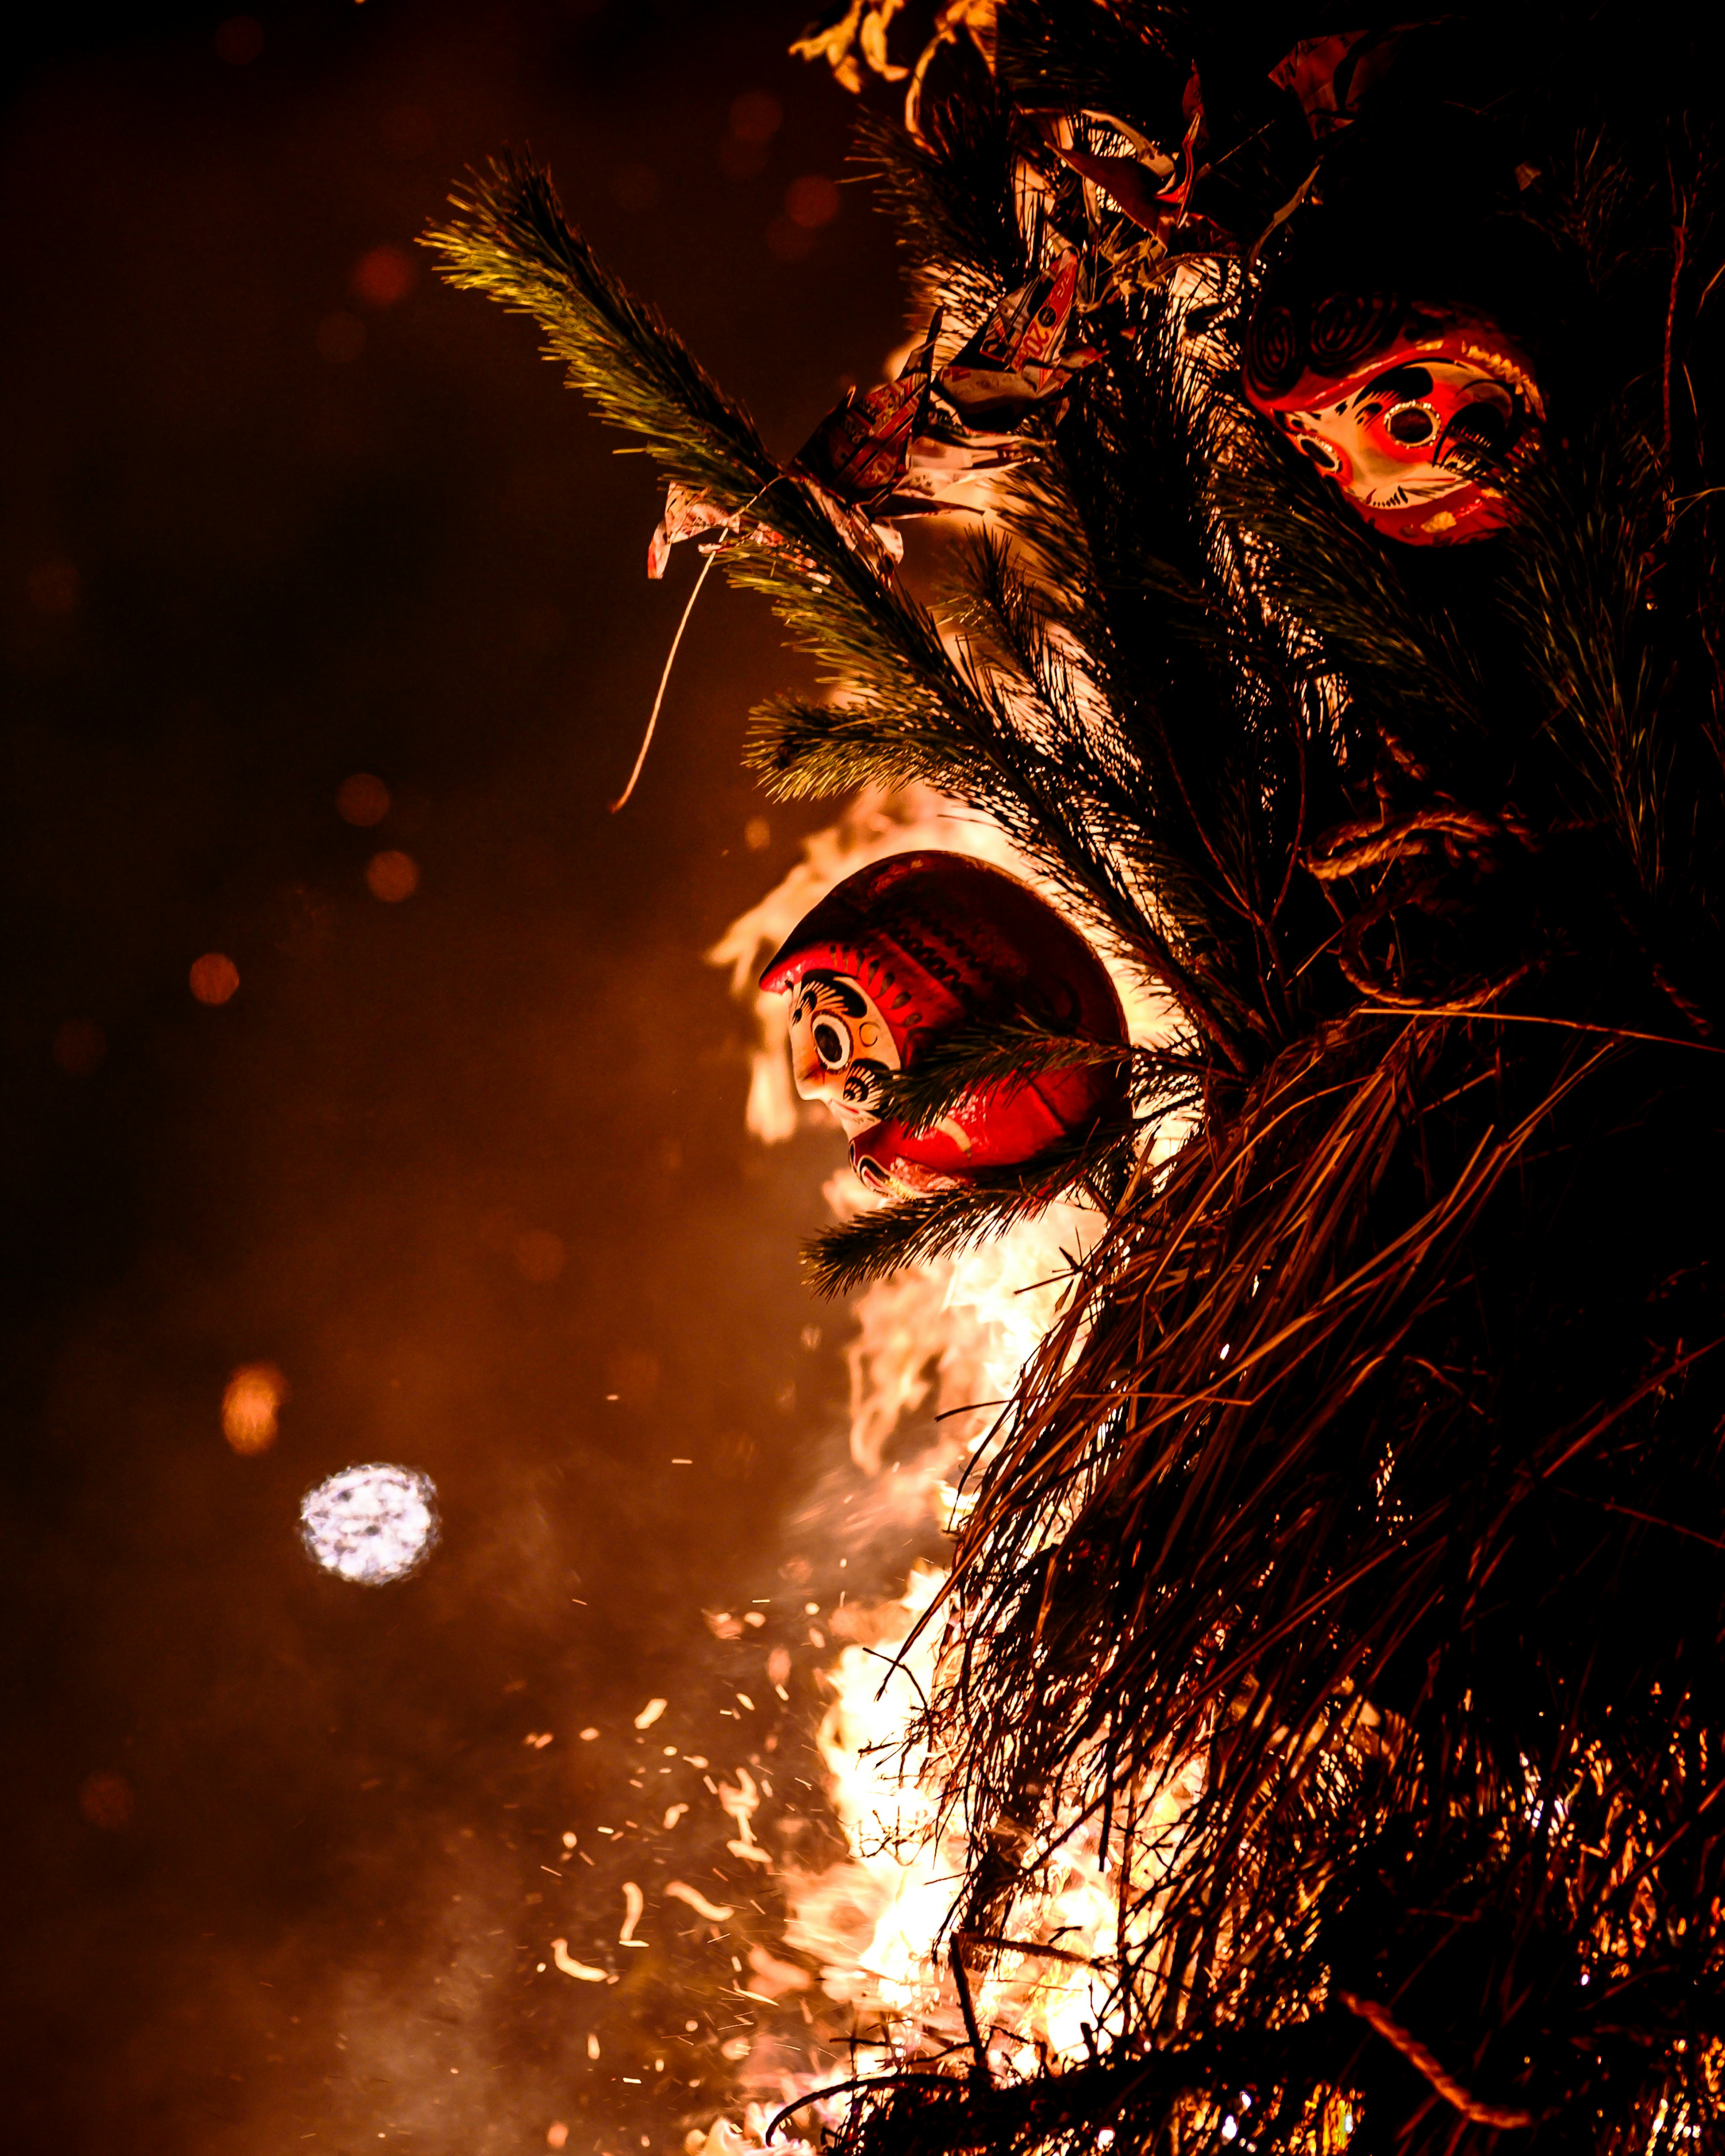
[688,788,1196,2146]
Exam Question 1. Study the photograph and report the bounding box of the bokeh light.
[299,1464,439,1585]
[785,174,841,229]
[189,952,240,1005]
[214,15,263,65]
[729,90,782,143]
[336,771,390,826]
[79,1772,134,1829]
[350,244,416,308]
[720,89,781,179]
[53,1019,106,1075]
[366,849,419,901]
[222,1362,288,1454]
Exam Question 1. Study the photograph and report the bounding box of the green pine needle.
[803,1122,1139,1297]
[422,153,776,509]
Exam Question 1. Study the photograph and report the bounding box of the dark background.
[0,4,910,2149]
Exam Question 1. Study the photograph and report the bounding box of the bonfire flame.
[689,790,1187,2147]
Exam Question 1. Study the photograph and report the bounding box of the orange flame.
[687,789,1196,2147]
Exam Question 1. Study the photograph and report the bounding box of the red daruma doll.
[759,852,1128,1199]
[1243,284,1545,545]
[1240,88,1554,545]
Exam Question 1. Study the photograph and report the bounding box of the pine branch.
[788,19,1725,2150]
[1207,408,1492,751]
[803,1123,1139,1297]
[988,323,1356,1063]
[994,0,1189,130]
[422,153,776,509]
[423,156,1336,1080]
[745,692,976,800]
[1499,428,1682,897]
[442,32,1725,2152]
[424,156,1007,760]
[871,1017,1184,1139]
[851,38,1026,321]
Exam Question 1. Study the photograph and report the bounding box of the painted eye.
[811,1016,851,1069]
[1298,436,1342,473]
[1384,404,1435,445]
[1445,402,1509,455]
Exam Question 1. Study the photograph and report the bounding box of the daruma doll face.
[1244,292,1544,544]
[1278,356,1519,516]
[760,850,1129,1199]
[785,968,902,1138]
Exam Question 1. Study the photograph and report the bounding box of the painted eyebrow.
[1357,365,1434,405]
[805,970,869,1016]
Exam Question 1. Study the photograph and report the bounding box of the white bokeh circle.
[299,1464,440,1586]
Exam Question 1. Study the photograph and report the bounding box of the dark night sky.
[0,5,920,2149]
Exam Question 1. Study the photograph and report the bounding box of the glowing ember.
[221,1362,288,1454]
[336,771,390,826]
[188,952,239,1006]
[552,1939,606,1983]
[666,1881,732,1921]
[365,849,420,902]
[298,1463,439,1584]
[350,244,417,308]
